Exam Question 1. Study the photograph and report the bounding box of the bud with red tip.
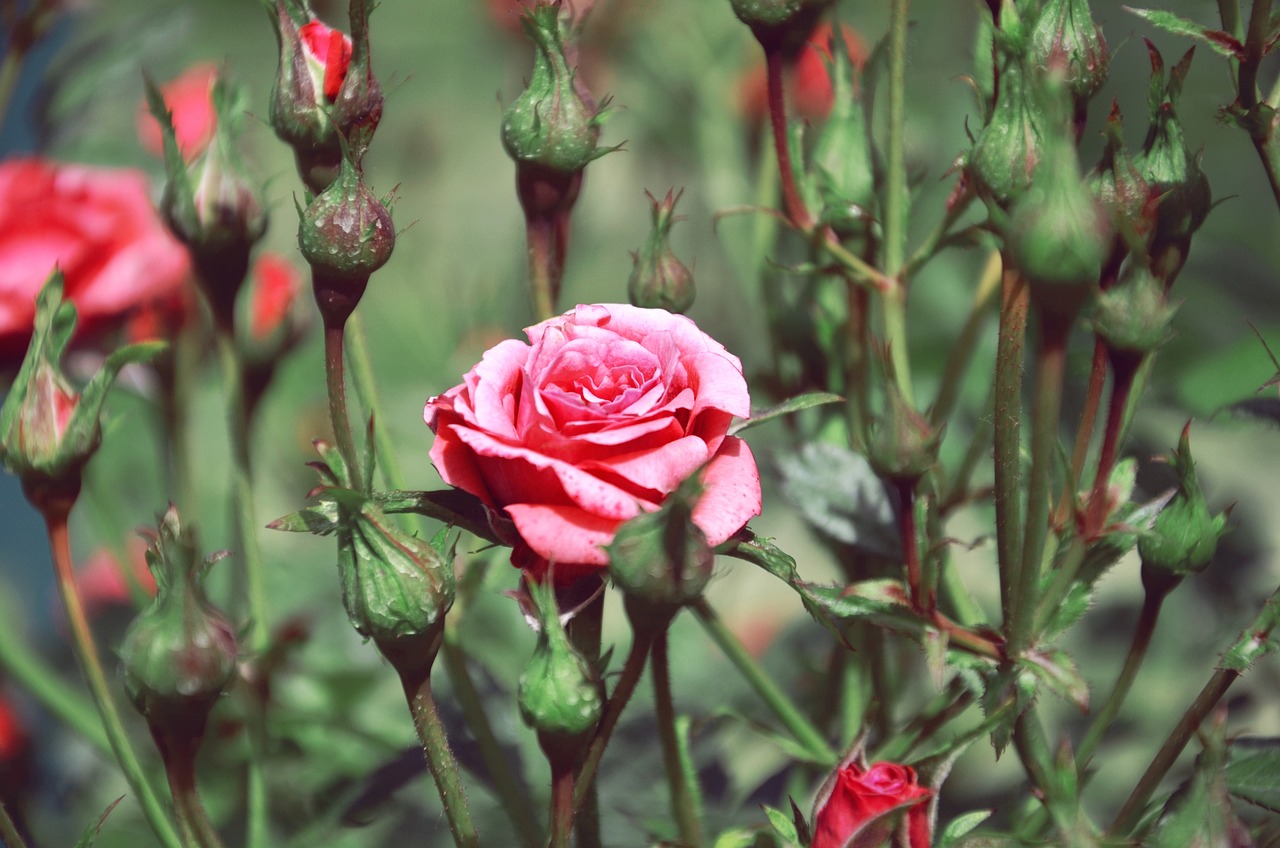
[628,189,695,313]
[1028,0,1109,105]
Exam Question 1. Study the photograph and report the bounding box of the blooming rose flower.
[812,761,933,848]
[136,62,219,160]
[0,159,191,366]
[739,22,867,122]
[425,304,761,581]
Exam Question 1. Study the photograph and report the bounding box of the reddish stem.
[764,48,812,231]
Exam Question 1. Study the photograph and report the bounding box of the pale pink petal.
[692,437,762,545]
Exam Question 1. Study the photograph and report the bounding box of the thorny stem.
[691,598,836,766]
[993,267,1028,635]
[1109,584,1280,837]
[764,48,812,230]
[895,481,928,611]
[930,250,1001,428]
[1083,353,1140,536]
[1237,0,1280,209]
[41,502,182,848]
[323,321,364,492]
[568,591,604,848]
[527,215,559,323]
[653,631,703,848]
[1065,339,1108,514]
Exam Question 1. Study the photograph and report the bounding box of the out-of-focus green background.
[2,0,1280,845]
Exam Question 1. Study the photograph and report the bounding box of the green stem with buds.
[691,599,836,766]
[652,631,703,847]
[42,502,182,848]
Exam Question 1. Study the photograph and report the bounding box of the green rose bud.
[1092,261,1176,357]
[1134,42,1211,283]
[866,378,941,485]
[810,26,875,238]
[120,506,238,740]
[1138,423,1229,586]
[1028,0,1109,103]
[729,0,835,53]
[0,273,164,507]
[147,74,266,332]
[607,474,715,617]
[518,581,603,767]
[500,1,606,176]
[628,189,696,313]
[1088,103,1153,251]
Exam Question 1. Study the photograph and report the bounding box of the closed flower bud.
[1092,261,1176,356]
[518,581,603,767]
[1138,424,1228,583]
[607,475,715,617]
[730,0,835,54]
[866,379,941,484]
[1088,103,1153,249]
[628,189,695,313]
[0,273,164,503]
[120,506,238,740]
[811,26,875,237]
[298,149,394,326]
[501,1,607,175]
[148,75,266,331]
[334,494,455,651]
[1028,0,1109,103]
[968,24,1046,207]
[1135,42,1210,282]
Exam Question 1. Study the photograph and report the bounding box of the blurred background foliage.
[2,0,1280,845]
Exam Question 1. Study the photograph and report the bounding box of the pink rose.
[812,761,933,848]
[0,159,191,365]
[247,253,303,341]
[136,63,219,160]
[425,304,761,582]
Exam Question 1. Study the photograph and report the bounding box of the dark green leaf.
[1126,8,1244,58]
[729,392,844,435]
[775,442,899,557]
[1227,737,1280,813]
[74,797,123,848]
[718,530,799,583]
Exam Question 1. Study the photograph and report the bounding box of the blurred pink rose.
[425,304,761,582]
[812,761,933,848]
[136,62,219,160]
[74,538,158,621]
[0,158,191,365]
[247,253,303,341]
[739,22,867,123]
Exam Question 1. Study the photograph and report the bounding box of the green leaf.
[798,579,926,637]
[74,797,123,848]
[713,829,762,848]
[762,804,800,845]
[1039,581,1093,641]
[1227,737,1280,813]
[729,392,844,435]
[718,530,799,583]
[1125,7,1245,59]
[269,488,501,543]
[775,442,899,557]
[1021,648,1089,713]
[938,811,993,847]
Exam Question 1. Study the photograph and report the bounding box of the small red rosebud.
[299,20,353,103]
[811,760,933,848]
[248,253,303,342]
[136,63,219,161]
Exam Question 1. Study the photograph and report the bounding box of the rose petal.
[691,437,762,545]
[579,435,710,496]
[505,503,618,566]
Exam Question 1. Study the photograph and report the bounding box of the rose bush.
[425,303,761,581]
[812,761,933,848]
[0,159,191,364]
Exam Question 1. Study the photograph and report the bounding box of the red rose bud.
[517,580,603,768]
[1137,424,1229,584]
[1006,69,1108,316]
[1092,261,1176,357]
[247,253,304,343]
[628,189,695,313]
[0,273,165,501]
[136,63,219,161]
[501,1,608,176]
[730,0,836,55]
[300,21,352,102]
[810,25,875,237]
[298,148,394,326]
[331,492,455,653]
[148,74,266,332]
[1135,43,1210,284]
[1028,0,1109,104]
[607,474,715,619]
[811,760,933,848]
[120,506,238,740]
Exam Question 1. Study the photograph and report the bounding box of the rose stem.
[0,797,27,848]
[880,0,914,405]
[527,215,559,323]
[322,319,364,493]
[573,623,661,813]
[1237,0,1280,210]
[652,630,704,847]
[214,330,271,848]
[1108,582,1280,838]
[567,591,604,848]
[1082,351,1140,536]
[1075,581,1172,771]
[993,266,1028,637]
[388,640,479,848]
[154,729,226,848]
[872,678,973,762]
[547,765,575,848]
[691,599,836,766]
[1009,311,1071,656]
[763,47,811,231]
[344,316,541,847]
[929,250,1001,429]
[895,480,927,612]
[38,494,182,848]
